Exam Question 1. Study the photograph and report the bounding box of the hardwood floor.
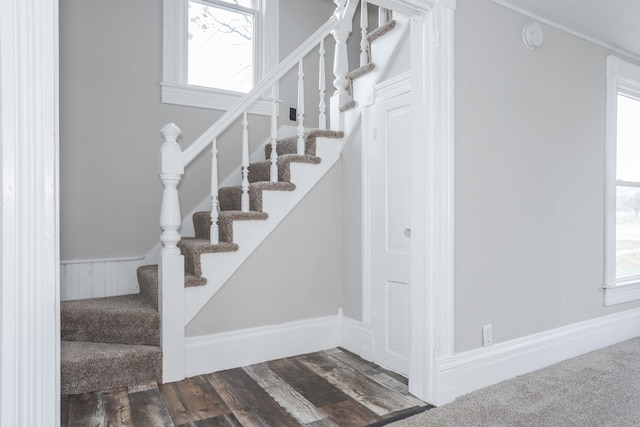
[62,348,432,427]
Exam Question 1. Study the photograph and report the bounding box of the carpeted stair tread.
[193,210,269,242]
[137,264,203,300]
[367,19,396,44]
[219,182,296,212]
[340,100,357,112]
[265,129,344,158]
[61,340,161,395]
[348,62,376,80]
[137,264,159,310]
[253,154,322,185]
[178,237,239,280]
[61,294,159,346]
[249,155,321,184]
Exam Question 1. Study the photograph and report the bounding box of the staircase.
[61,0,409,395]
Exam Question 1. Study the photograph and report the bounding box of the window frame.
[162,0,278,114]
[604,55,640,305]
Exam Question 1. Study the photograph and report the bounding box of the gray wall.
[60,0,336,261]
[454,0,640,352]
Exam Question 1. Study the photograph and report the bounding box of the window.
[604,56,640,305]
[162,0,278,113]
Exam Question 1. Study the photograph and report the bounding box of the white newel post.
[159,123,185,382]
[270,87,279,182]
[210,137,220,244]
[331,0,351,130]
[319,39,327,130]
[360,1,369,66]
[241,111,250,212]
[297,59,306,155]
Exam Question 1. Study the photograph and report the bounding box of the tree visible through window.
[188,0,256,93]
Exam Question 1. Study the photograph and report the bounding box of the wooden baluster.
[241,111,250,212]
[360,1,369,66]
[318,39,327,130]
[270,86,278,182]
[159,123,184,256]
[378,6,388,27]
[330,0,351,130]
[297,59,305,155]
[210,137,219,244]
[332,28,350,99]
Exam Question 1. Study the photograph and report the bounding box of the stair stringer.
[182,13,410,324]
[184,138,342,323]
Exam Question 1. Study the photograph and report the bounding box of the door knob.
[404,228,411,237]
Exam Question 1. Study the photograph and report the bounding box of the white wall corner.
[339,315,374,361]
[406,1,456,407]
[452,308,640,398]
[184,315,340,377]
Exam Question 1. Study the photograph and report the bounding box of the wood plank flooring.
[62,348,432,427]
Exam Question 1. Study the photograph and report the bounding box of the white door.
[371,88,411,376]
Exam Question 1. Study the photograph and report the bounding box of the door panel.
[371,89,411,375]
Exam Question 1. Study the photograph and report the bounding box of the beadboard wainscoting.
[61,257,144,301]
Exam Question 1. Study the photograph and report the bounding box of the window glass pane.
[188,1,254,92]
[616,186,640,279]
[616,94,640,182]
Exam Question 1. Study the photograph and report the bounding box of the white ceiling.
[494,0,640,59]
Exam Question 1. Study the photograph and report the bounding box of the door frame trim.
[361,2,456,406]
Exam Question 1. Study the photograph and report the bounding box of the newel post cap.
[161,123,182,143]
[160,123,184,175]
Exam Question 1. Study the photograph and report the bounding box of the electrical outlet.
[289,107,297,121]
[482,324,493,347]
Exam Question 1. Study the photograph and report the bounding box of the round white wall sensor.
[523,22,544,49]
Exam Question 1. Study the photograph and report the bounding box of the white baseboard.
[60,257,144,301]
[448,308,640,398]
[339,315,373,361]
[184,315,340,377]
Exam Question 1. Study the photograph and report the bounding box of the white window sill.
[161,83,271,116]
[604,280,640,306]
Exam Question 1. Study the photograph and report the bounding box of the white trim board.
[185,315,340,377]
[446,308,640,398]
[340,314,374,361]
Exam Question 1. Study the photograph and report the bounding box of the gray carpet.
[390,338,640,426]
